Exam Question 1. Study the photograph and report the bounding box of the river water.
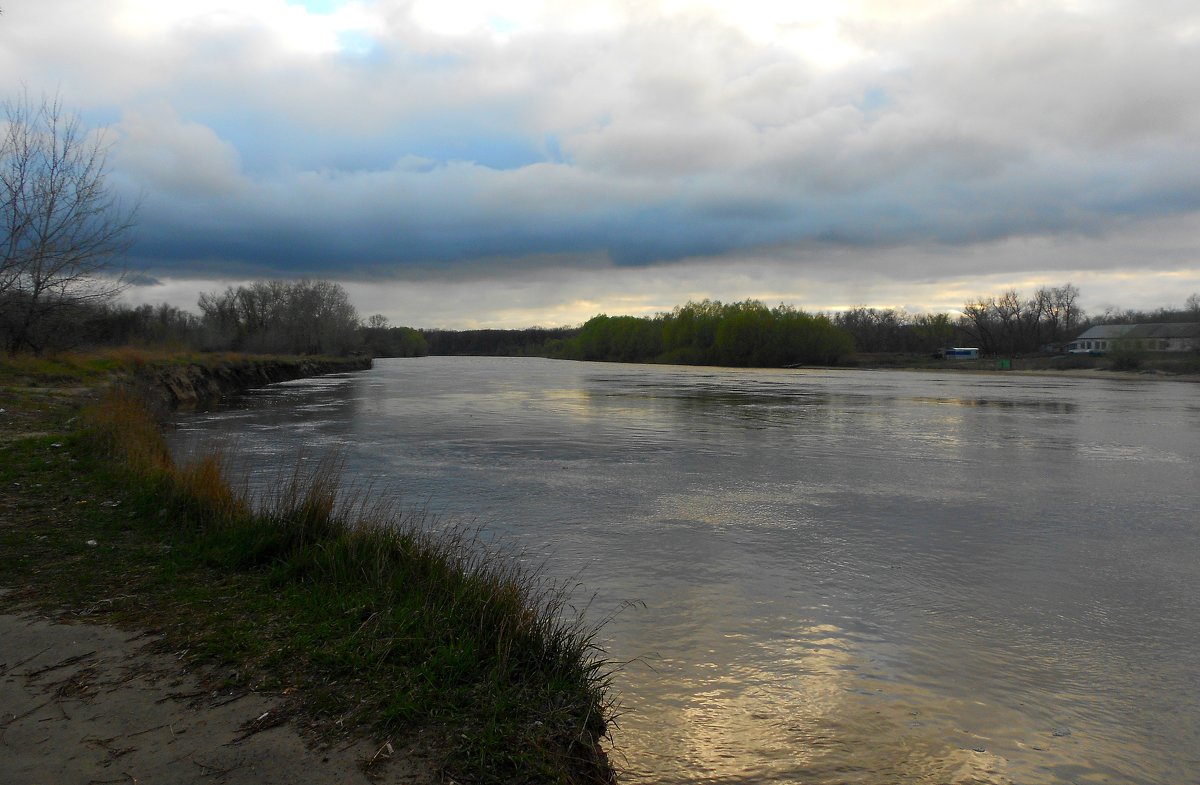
[168,357,1200,784]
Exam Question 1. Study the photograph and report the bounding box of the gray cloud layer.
[3,0,1199,291]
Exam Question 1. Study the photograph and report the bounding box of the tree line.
[421,327,578,357]
[11,276,1199,362]
[561,284,1199,367]
[831,308,958,354]
[836,285,1198,358]
[20,280,428,358]
[834,285,1085,356]
[561,300,855,366]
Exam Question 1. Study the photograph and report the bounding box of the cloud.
[2,0,1197,315]
[115,106,248,197]
[123,271,163,286]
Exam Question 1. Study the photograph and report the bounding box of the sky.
[3,0,1199,327]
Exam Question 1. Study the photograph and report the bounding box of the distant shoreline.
[843,363,1200,383]
[508,351,1200,383]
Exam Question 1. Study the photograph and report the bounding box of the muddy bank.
[129,356,373,412]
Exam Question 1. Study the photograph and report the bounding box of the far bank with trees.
[561,299,854,366]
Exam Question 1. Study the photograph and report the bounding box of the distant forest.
[6,278,1198,366]
[421,327,577,357]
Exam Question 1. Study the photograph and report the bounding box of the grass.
[0,346,228,381]
[0,347,358,388]
[0,356,617,784]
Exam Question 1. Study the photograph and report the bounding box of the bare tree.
[991,289,1025,355]
[1041,283,1082,342]
[283,279,360,355]
[960,296,998,354]
[1,91,134,353]
[197,279,360,355]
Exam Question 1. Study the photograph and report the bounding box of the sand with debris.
[0,611,437,785]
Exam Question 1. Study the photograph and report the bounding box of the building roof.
[1075,323,1200,341]
[1123,323,1200,339]
[1075,325,1133,340]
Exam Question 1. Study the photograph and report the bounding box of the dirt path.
[0,611,437,785]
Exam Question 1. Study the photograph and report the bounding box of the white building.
[1070,323,1200,353]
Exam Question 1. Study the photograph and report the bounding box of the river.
[168,357,1200,784]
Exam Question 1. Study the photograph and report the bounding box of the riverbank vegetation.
[560,300,854,366]
[362,314,430,357]
[0,354,616,784]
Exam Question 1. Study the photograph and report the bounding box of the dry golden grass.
[80,390,174,474]
[174,451,250,520]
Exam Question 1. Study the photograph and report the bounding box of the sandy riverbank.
[0,608,435,785]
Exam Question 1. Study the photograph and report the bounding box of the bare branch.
[1,90,135,353]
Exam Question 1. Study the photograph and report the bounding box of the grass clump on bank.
[0,346,235,381]
[1,384,616,784]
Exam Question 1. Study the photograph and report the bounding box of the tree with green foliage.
[567,299,854,367]
[661,299,725,364]
[911,313,955,352]
[571,314,662,362]
[361,323,429,357]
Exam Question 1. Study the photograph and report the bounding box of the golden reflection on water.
[608,615,1034,784]
[608,488,1081,784]
[543,387,645,422]
[606,593,1161,785]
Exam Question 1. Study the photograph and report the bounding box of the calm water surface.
[169,357,1200,784]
